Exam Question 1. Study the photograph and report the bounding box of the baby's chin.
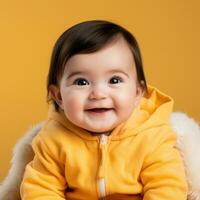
[71,117,122,135]
[82,125,114,136]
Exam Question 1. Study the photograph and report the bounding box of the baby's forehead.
[63,37,135,74]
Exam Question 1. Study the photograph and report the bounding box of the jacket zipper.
[97,134,108,199]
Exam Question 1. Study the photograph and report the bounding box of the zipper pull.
[99,134,108,145]
[98,178,106,199]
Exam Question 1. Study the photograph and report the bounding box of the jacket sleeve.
[140,128,188,200]
[20,133,67,199]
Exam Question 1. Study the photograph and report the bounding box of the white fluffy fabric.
[0,123,44,200]
[170,112,200,200]
[0,113,200,200]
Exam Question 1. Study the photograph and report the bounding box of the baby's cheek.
[114,90,136,115]
[116,90,135,106]
[62,92,82,116]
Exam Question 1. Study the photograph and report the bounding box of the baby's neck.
[88,131,111,136]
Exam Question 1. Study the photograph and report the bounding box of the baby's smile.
[85,107,114,115]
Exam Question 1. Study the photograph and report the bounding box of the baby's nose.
[88,85,108,100]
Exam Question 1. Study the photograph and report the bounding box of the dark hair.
[47,20,147,111]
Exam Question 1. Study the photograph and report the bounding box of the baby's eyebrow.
[107,69,129,77]
[66,69,129,79]
[66,71,84,79]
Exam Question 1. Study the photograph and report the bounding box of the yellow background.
[0,0,199,182]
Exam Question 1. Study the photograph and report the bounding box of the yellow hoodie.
[20,86,188,200]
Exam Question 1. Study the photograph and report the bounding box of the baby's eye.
[73,78,89,86]
[109,76,123,84]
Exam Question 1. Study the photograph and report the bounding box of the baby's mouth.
[85,108,113,113]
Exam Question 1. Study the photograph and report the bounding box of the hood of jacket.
[48,85,174,140]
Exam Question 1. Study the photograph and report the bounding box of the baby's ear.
[49,85,64,109]
[134,83,145,106]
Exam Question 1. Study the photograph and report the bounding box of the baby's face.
[57,37,143,134]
